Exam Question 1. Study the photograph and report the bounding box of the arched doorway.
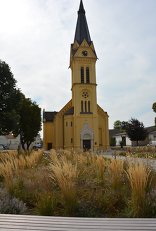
[80,123,94,151]
[83,133,91,150]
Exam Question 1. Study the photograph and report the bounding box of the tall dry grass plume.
[109,159,124,190]
[0,150,43,190]
[95,156,106,181]
[126,162,151,217]
[49,151,78,214]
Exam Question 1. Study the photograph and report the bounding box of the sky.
[0,0,156,131]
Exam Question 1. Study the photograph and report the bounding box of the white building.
[0,133,42,150]
[109,126,156,147]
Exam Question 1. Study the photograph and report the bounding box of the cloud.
[0,0,155,131]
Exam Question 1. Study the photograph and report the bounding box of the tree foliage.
[15,95,41,150]
[0,60,21,135]
[152,102,156,125]
[0,60,41,150]
[125,118,147,146]
[113,120,122,130]
[114,120,128,131]
[152,102,156,113]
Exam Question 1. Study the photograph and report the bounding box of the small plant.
[126,162,151,217]
[0,188,27,214]
[36,193,56,216]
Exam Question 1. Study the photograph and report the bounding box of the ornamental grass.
[0,148,155,217]
[109,159,124,190]
[95,155,106,181]
[0,150,43,190]
[49,153,78,215]
[126,162,151,217]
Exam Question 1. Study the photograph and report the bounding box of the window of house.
[71,122,72,127]
[66,122,68,127]
[81,67,84,83]
[71,138,73,143]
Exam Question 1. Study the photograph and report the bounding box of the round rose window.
[82,91,89,98]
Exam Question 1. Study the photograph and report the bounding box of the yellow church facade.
[43,0,109,151]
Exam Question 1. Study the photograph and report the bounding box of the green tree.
[113,120,122,130]
[113,120,128,131]
[125,118,147,146]
[152,102,156,125]
[0,60,21,135]
[16,95,41,150]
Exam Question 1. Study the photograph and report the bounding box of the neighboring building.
[147,126,156,143]
[109,126,156,147]
[0,134,20,150]
[32,134,43,148]
[43,0,109,151]
[0,133,42,150]
[109,129,131,146]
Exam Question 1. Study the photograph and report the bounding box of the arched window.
[88,101,90,112]
[86,67,90,83]
[81,67,84,83]
[85,101,87,112]
[81,101,84,112]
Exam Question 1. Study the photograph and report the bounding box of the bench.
[0,214,156,230]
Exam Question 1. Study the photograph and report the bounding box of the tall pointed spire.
[74,0,91,45]
[79,0,85,14]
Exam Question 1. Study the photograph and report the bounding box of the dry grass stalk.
[109,159,124,190]
[49,155,78,214]
[126,162,151,217]
[25,150,43,168]
[95,156,106,181]
[0,150,43,190]
[0,151,17,162]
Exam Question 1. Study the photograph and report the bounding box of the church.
[43,0,109,151]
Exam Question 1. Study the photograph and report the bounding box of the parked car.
[33,143,42,150]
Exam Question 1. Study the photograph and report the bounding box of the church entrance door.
[83,140,91,150]
[81,123,94,151]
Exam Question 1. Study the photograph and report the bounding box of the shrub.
[0,188,27,214]
[36,193,56,216]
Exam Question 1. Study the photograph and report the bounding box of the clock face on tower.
[82,50,88,56]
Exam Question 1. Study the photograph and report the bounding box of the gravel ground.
[102,149,156,170]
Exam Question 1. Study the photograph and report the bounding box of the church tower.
[70,0,100,150]
[43,0,109,151]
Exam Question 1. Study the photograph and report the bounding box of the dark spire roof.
[79,0,85,13]
[74,0,91,44]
